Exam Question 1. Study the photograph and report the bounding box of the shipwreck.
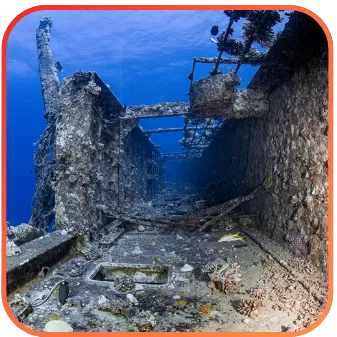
[6,10,329,333]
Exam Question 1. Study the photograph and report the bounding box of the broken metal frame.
[152,117,223,158]
[147,150,161,199]
[142,119,223,155]
[180,118,224,153]
[195,119,223,147]
[189,56,262,87]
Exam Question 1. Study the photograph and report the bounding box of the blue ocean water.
[6,10,285,225]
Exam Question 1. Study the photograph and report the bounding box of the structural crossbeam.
[144,125,221,134]
[194,56,262,66]
[161,152,202,161]
[122,102,190,120]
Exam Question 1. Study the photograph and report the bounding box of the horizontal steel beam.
[194,57,262,66]
[122,102,190,120]
[181,144,208,149]
[161,152,202,161]
[144,125,221,134]
[120,87,267,121]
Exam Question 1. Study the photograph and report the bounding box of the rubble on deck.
[8,223,44,245]
[7,184,328,332]
[6,239,21,257]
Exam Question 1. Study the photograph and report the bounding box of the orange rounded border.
[1,4,333,337]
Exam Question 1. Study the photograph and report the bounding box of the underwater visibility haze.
[6,10,276,225]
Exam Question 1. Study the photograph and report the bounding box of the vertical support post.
[30,17,61,230]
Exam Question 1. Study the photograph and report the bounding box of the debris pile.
[10,223,44,245]
[6,238,21,257]
[6,222,44,246]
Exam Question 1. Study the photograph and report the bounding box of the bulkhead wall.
[54,71,162,236]
[192,12,328,270]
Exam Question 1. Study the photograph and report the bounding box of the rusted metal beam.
[181,144,208,149]
[147,174,160,180]
[144,125,221,134]
[181,139,209,146]
[195,188,258,233]
[194,56,262,66]
[195,119,223,147]
[161,152,202,161]
[122,102,190,119]
[121,88,268,120]
[30,17,61,231]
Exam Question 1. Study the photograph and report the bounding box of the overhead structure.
[123,102,189,120]
[161,152,203,161]
[193,56,263,66]
[143,125,222,135]
[189,74,268,118]
[31,11,287,233]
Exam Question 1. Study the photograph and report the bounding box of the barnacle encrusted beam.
[189,74,268,118]
[122,102,190,119]
[122,93,267,120]
[161,152,203,161]
[30,17,61,230]
[36,17,61,124]
[194,56,262,66]
[181,145,208,149]
[144,125,221,134]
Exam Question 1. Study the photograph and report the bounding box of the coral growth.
[199,303,212,318]
[174,299,187,308]
[113,275,135,293]
[237,288,267,318]
[286,227,309,256]
[238,298,263,318]
[96,295,128,315]
[202,258,224,274]
[249,287,267,300]
[210,265,240,294]
[202,259,241,294]
[6,238,21,257]
[7,223,44,245]
[128,310,156,332]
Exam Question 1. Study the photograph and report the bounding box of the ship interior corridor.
[7,115,328,332]
[6,11,329,333]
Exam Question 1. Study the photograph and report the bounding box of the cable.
[31,260,92,307]
[31,279,65,307]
